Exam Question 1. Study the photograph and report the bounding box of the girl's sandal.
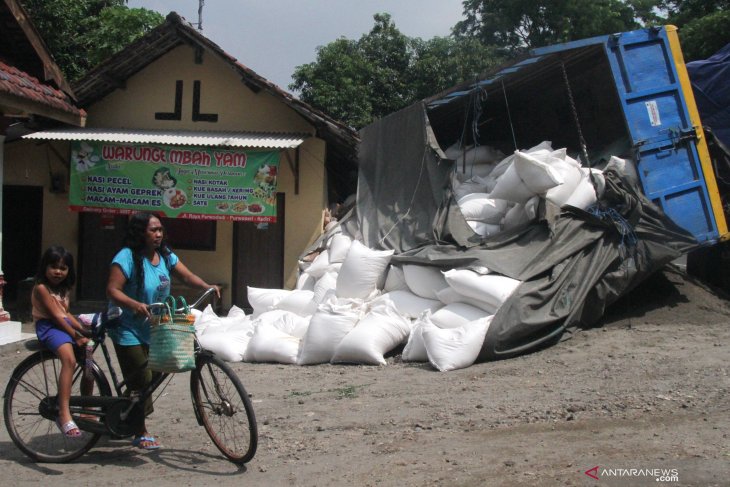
[57,420,83,438]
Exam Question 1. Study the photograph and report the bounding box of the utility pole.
[197,0,205,31]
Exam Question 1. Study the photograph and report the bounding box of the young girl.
[32,245,91,438]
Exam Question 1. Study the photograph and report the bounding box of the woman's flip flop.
[57,420,82,438]
[132,435,161,450]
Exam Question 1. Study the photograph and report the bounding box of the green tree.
[291,13,501,129]
[20,0,163,81]
[83,5,166,68]
[409,36,505,102]
[291,38,374,129]
[664,0,730,60]
[455,0,655,52]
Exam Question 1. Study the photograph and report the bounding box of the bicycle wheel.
[190,354,257,464]
[3,350,111,463]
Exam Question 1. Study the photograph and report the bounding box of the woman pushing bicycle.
[106,212,220,450]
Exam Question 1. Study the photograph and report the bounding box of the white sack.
[336,240,394,299]
[327,233,353,263]
[489,162,536,204]
[468,221,502,237]
[383,265,408,292]
[430,302,491,329]
[297,298,364,365]
[198,305,252,336]
[247,287,291,317]
[605,155,638,186]
[332,299,411,365]
[444,142,463,160]
[502,203,531,231]
[296,272,317,291]
[401,312,436,362]
[227,304,247,318]
[461,162,498,180]
[457,144,505,166]
[457,193,509,223]
[313,271,338,304]
[488,141,554,185]
[271,289,317,316]
[243,323,300,364]
[423,316,493,372]
[220,305,250,329]
[435,287,497,314]
[443,269,521,311]
[524,196,541,221]
[445,143,502,163]
[198,326,253,362]
[452,177,489,201]
[544,157,583,207]
[255,309,311,339]
[402,264,449,300]
[589,168,606,198]
[304,250,331,278]
[377,290,443,319]
[564,168,602,210]
[195,304,221,335]
[512,149,564,193]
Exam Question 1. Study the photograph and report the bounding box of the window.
[161,218,216,251]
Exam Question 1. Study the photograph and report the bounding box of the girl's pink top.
[31,285,70,321]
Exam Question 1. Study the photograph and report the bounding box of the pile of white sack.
[194,240,509,371]
[447,140,621,236]
[195,141,624,371]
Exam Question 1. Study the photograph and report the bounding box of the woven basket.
[148,296,196,373]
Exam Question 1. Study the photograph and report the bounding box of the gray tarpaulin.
[340,102,697,361]
[342,102,475,251]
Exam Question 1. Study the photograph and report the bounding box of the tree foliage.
[291,14,503,129]
[664,0,730,60]
[455,0,729,60]
[454,0,652,52]
[21,0,727,128]
[20,0,164,82]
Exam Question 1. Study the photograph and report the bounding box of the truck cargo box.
[344,26,717,360]
[425,25,728,245]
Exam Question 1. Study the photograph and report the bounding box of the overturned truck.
[338,25,729,362]
[201,26,729,370]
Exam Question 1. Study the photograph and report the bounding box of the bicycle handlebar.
[91,288,217,339]
[148,287,218,314]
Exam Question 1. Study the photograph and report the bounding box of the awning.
[23,127,308,149]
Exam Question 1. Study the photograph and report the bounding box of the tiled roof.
[0,60,85,121]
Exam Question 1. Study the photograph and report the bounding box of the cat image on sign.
[72,142,100,172]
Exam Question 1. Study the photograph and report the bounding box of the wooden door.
[232,193,285,311]
[1,185,43,304]
[77,213,128,301]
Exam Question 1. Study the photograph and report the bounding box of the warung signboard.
[69,141,280,222]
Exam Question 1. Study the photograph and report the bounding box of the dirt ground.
[0,264,728,486]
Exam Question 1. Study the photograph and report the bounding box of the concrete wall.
[4,140,78,255]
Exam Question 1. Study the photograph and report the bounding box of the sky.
[126,0,467,92]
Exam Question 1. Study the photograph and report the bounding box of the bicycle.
[3,288,257,464]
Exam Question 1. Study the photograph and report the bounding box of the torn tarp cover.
[342,101,697,360]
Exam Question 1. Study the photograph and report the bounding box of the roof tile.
[0,61,85,119]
